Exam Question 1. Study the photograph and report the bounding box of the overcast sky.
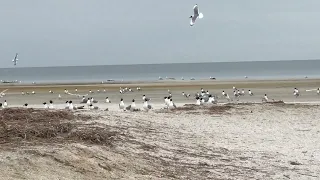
[1,0,320,67]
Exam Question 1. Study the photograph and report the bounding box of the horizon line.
[2,59,320,69]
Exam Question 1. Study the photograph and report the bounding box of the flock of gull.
[0,83,318,111]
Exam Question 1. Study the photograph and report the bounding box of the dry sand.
[0,79,319,179]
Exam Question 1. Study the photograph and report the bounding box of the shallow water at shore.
[2,60,320,83]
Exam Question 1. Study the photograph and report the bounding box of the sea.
[0,60,320,84]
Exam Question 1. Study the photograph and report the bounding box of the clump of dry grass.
[172,104,197,111]
[170,104,233,115]
[205,105,233,114]
[69,127,120,146]
[267,100,285,104]
[0,108,120,146]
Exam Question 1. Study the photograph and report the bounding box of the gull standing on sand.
[49,100,54,109]
[263,94,268,102]
[189,4,204,26]
[58,94,61,99]
[222,91,230,101]
[142,95,150,101]
[164,97,170,107]
[86,98,92,108]
[208,95,215,104]
[89,104,99,110]
[91,97,98,103]
[119,98,125,110]
[43,102,48,109]
[69,101,74,110]
[126,99,136,111]
[248,90,254,96]
[196,97,201,105]
[65,101,70,109]
[169,99,176,109]
[143,99,152,111]
[317,88,320,95]
[293,88,299,97]
[130,99,136,110]
[222,91,226,97]
[233,91,239,98]
[3,100,8,108]
[200,98,205,105]
[237,90,241,96]
[105,97,111,103]
[241,89,245,96]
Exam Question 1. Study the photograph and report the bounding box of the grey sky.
[1,0,320,67]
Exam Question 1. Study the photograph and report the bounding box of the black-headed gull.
[119,98,125,110]
[189,4,203,26]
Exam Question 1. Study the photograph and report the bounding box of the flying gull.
[189,4,203,26]
[12,53,18,66]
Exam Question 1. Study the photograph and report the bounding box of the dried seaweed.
[0,108,120,146]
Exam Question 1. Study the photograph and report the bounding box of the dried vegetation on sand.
[0,108,121,146]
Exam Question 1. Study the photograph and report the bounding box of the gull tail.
[199,13,204,19]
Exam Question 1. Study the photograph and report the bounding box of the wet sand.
[0,78,319,179]
[1,78,320,108]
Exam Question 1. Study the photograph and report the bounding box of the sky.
[1,0,320,67]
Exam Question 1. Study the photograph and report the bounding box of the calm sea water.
[0,60,319,83]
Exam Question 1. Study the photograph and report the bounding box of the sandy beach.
[0,78,319,179]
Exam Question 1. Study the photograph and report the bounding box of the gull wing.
[193,4,199,16]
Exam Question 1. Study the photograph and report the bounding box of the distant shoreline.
[1,59,320,69]
[0,78,319,93]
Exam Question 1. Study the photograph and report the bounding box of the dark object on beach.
[77,106,85,109]
[267,100,285,104]
[23,103,28,107]
[289,161,302,165]
[1,80,16,84]
[166,77,176,80]
[0,103,2,107]
[209,77,216,80]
